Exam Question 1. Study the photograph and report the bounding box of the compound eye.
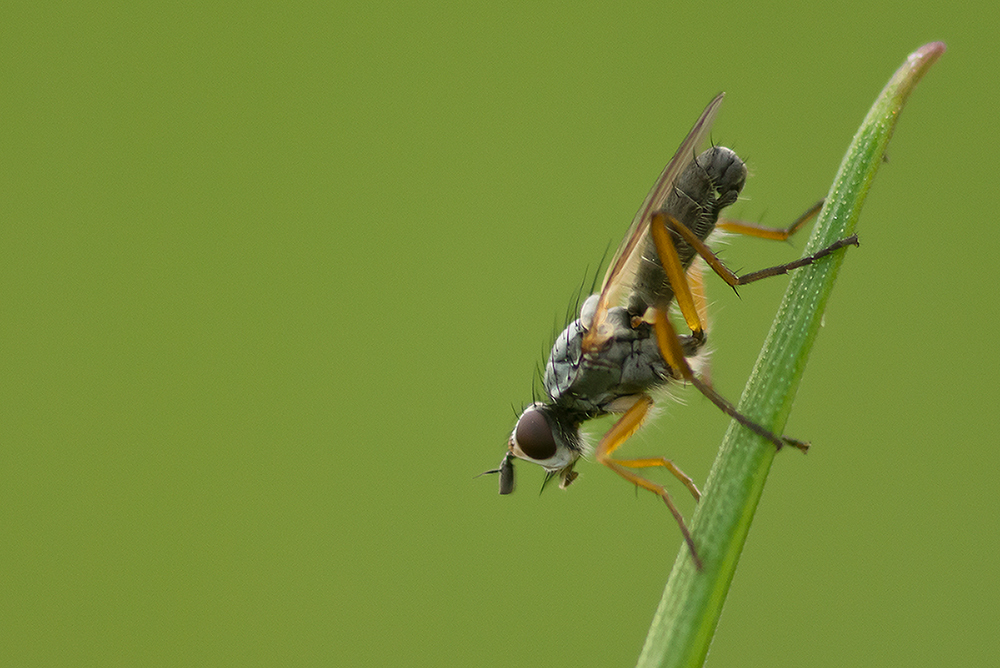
[514,408,557,460]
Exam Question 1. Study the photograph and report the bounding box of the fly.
[484,93,857,569]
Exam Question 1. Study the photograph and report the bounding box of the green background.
[2,2,994,666]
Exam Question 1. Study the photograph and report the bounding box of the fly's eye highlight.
[515,408,557,460]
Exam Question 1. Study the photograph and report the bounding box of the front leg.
[595,395,703,570]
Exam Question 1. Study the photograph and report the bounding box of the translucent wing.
[583,93,724,352]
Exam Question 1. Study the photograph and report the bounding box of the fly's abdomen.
[669,146,746,243]
[628,146,746,316]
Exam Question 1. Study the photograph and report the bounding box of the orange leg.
[656,210,858,291]
[650,212,705,340]
[685,259,713,387]
[595,395,703,570]
[651,308,809,453]
[716,199,824,240]
[686,259,710,333]
[647,212,815,451]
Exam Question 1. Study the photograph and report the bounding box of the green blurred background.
[2,1,994,666]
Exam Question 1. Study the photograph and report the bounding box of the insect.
[483,93,857,569]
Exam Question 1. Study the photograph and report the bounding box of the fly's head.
[484,403,582,495]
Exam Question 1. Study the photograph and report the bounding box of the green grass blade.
[636,42,946,668]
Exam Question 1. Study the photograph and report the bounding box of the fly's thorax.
[544,304,626,400]
[544,302,671,417]
[543,318,585,404]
